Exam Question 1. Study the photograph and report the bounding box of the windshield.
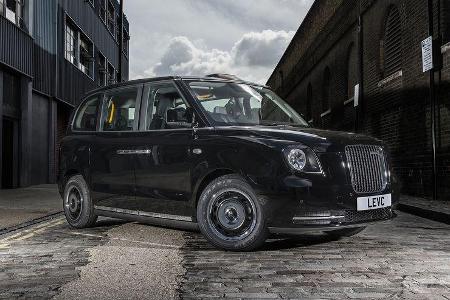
[188,81,308,127]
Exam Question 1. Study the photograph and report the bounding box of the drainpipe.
[356,3,364,133]
[427,0,438,200]
[118,0,124,82]
[54,0,58,97]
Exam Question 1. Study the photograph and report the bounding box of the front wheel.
[197,174,268,251]
[63,175,97,228]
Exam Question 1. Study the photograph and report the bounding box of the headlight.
[283,146,322,173]
[287,149,306,171]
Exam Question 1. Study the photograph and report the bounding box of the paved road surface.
[0,212,449,299]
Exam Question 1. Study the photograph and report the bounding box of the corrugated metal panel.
[61,0,121,67]
[33,0,56,53]
[33,45,55,95]
[31,0,129,105]
[0,16,33,77]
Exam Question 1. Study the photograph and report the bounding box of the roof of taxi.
[85,75,269,96]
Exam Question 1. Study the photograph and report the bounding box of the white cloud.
[124,0,314,83]
[148,30,294,83]
[150,37,233,77]
[232,30,295,67]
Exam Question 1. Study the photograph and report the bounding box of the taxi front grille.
[345,145,388,194]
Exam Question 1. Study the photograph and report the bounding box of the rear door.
[90,85,143,211]
[133,81,194,218]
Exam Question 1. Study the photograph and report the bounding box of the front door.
[90,85,142,210]
[133,81,193,218]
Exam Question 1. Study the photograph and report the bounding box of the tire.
[63,175,97,228]
[197,174,268,251]
[325,226,366,238]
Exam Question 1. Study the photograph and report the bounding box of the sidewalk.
[0,184,62,232]
[398,195,450,225]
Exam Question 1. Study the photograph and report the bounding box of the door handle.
[134,149,152,155]
[117,149,151,155]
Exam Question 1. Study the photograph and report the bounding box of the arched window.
[346,44,358,100]
[306,83,312,121]
[381,6,402,77]
[322,67,331,113]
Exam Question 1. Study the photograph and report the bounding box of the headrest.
[155,94,173,116]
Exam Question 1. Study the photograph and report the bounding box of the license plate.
[357,193,391,211]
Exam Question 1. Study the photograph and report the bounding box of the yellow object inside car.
[107,101,115,124]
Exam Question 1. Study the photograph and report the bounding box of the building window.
[65,22,77,65]
[99,0,106,23]
[97,52,107,86]
[65,18,94,80]
[381,6,402,77]
[306,83,312,121]
[107,0,115,36]
[2,0,25,28]
[79,34,94,78]
[346,44,358,101]
[107,62,116,85]
[322,67,331,113]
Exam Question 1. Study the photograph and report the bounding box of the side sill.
[94,207,199,232]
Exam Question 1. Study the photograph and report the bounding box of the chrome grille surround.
[345,145,388,194]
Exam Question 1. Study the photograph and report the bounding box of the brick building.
[267,0,450,201]
[0,0,130,189]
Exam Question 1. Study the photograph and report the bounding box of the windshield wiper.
[259,122,309,128]
[259,122,289,127]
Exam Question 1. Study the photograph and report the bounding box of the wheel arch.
[59,169,88,196]
[192,168,236,209]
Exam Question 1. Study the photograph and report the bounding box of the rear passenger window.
[73,95,100,131]
[101,87,138,131]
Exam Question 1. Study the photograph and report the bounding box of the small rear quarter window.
[73,95,100,131]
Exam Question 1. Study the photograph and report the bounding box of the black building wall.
[0,0,130,189]
[268,0,450,201]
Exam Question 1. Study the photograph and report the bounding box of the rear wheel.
[197,174,268,251]
[63,175,97,228]
[325,226,366,238]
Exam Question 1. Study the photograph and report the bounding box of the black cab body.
[58,75,398,251]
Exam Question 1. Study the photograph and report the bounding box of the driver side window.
[146,83,192,130]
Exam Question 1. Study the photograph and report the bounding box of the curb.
[0,211,64,236]
[397,204,450,225]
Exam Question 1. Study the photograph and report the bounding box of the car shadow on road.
[259,234,341,251]
[91,217,129,228]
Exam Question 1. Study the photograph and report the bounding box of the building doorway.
[2,117,18,189]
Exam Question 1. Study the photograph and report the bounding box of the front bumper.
[268,208,396,235]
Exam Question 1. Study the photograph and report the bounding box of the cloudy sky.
[124,0,314,84]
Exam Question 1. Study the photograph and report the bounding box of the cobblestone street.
[181,213,450,299]
[0,212,449,299]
